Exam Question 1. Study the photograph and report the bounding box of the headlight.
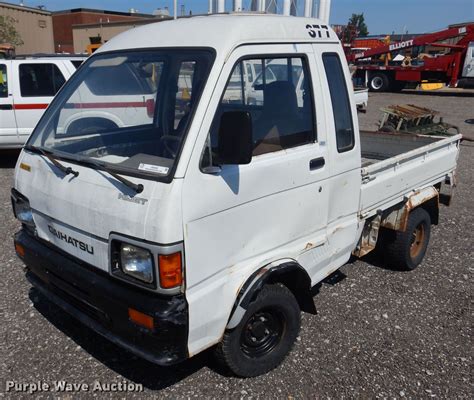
[11,189,35,228]
[110,234,184,293]
[119,243,154,283]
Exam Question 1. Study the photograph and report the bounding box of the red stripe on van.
[70,102,147,109]
[13,103,49,110]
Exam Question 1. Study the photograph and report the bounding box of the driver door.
[181,44,332,353]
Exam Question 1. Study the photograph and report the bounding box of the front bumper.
[14,229,189,366]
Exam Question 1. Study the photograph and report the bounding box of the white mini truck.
[12,15,461,377]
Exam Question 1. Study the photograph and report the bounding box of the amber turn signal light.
[128,308,154,330]
[158,252,182,289]
[15,243,25,258]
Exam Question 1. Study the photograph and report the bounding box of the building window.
[19,64,66,97]
[38,20,47,28]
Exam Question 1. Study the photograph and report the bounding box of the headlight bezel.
[109,233,184,294]
[11,188,36,229]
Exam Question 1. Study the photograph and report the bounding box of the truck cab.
[12,15,461,377]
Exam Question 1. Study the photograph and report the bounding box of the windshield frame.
[26,47,216,184]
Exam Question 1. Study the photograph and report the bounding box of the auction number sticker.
[138,163,169,174]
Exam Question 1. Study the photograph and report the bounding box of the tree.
[348,13,369,37]
[342,13,369,43]
[0,15,24,46]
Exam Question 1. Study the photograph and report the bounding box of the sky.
[14,0,474,34]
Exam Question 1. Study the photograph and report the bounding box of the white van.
[12,15,460,377]
[0,56,85,148]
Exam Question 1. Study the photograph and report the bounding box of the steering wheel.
[160,135,181,158]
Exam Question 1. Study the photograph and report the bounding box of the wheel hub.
[410,222,426,258]
[241,310,283,358]
[372,76,383,90]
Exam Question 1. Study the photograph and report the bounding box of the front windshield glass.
[28,49,214,179]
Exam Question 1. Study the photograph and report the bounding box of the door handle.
[0,104,13,110]
[309,157,325,170]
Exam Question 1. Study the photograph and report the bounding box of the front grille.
[43,269,111,327]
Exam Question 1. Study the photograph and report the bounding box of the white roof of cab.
[97,14,338,57]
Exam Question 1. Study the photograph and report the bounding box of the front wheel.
[382,207,431,270]
[215,284,301,377]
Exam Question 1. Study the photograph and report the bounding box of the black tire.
[382,207,431,271]
[215,283,301,377]
[369,72,390,92]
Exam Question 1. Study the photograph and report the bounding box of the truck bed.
[359,131,462,217]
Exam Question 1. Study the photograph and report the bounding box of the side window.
[202,56,315,167]
[19,63,66,97]
[0,64,7,98]
[71,60,84,69]
[322,53,355,152]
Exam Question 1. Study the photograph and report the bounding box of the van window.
[19,63,66,97]
[0,64,7,98]
[322,53,355,152]
[71,60,84,69]
[203,56,315,166]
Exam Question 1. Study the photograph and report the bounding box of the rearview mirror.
[218,111,253,165]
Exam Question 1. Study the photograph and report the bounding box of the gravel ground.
[359,89,474,141]
[1,91,473,399]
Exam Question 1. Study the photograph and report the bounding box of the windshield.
[28,49,214,180]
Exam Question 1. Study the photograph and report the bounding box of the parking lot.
[1,90,473,398]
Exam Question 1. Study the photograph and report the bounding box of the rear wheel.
[369,72,390,92]
[382,207,431,270]
[215,284,300,377]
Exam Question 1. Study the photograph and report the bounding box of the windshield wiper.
[76,158,144,194]
[26,145,79,177]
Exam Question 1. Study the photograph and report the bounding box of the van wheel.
[215,284,300,377]
[383,208,431,270]
[369,73,390,92]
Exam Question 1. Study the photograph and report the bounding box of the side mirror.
[217,111,253,165]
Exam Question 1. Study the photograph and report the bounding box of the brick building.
[52,8,154,53]
[0,1,54,54]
